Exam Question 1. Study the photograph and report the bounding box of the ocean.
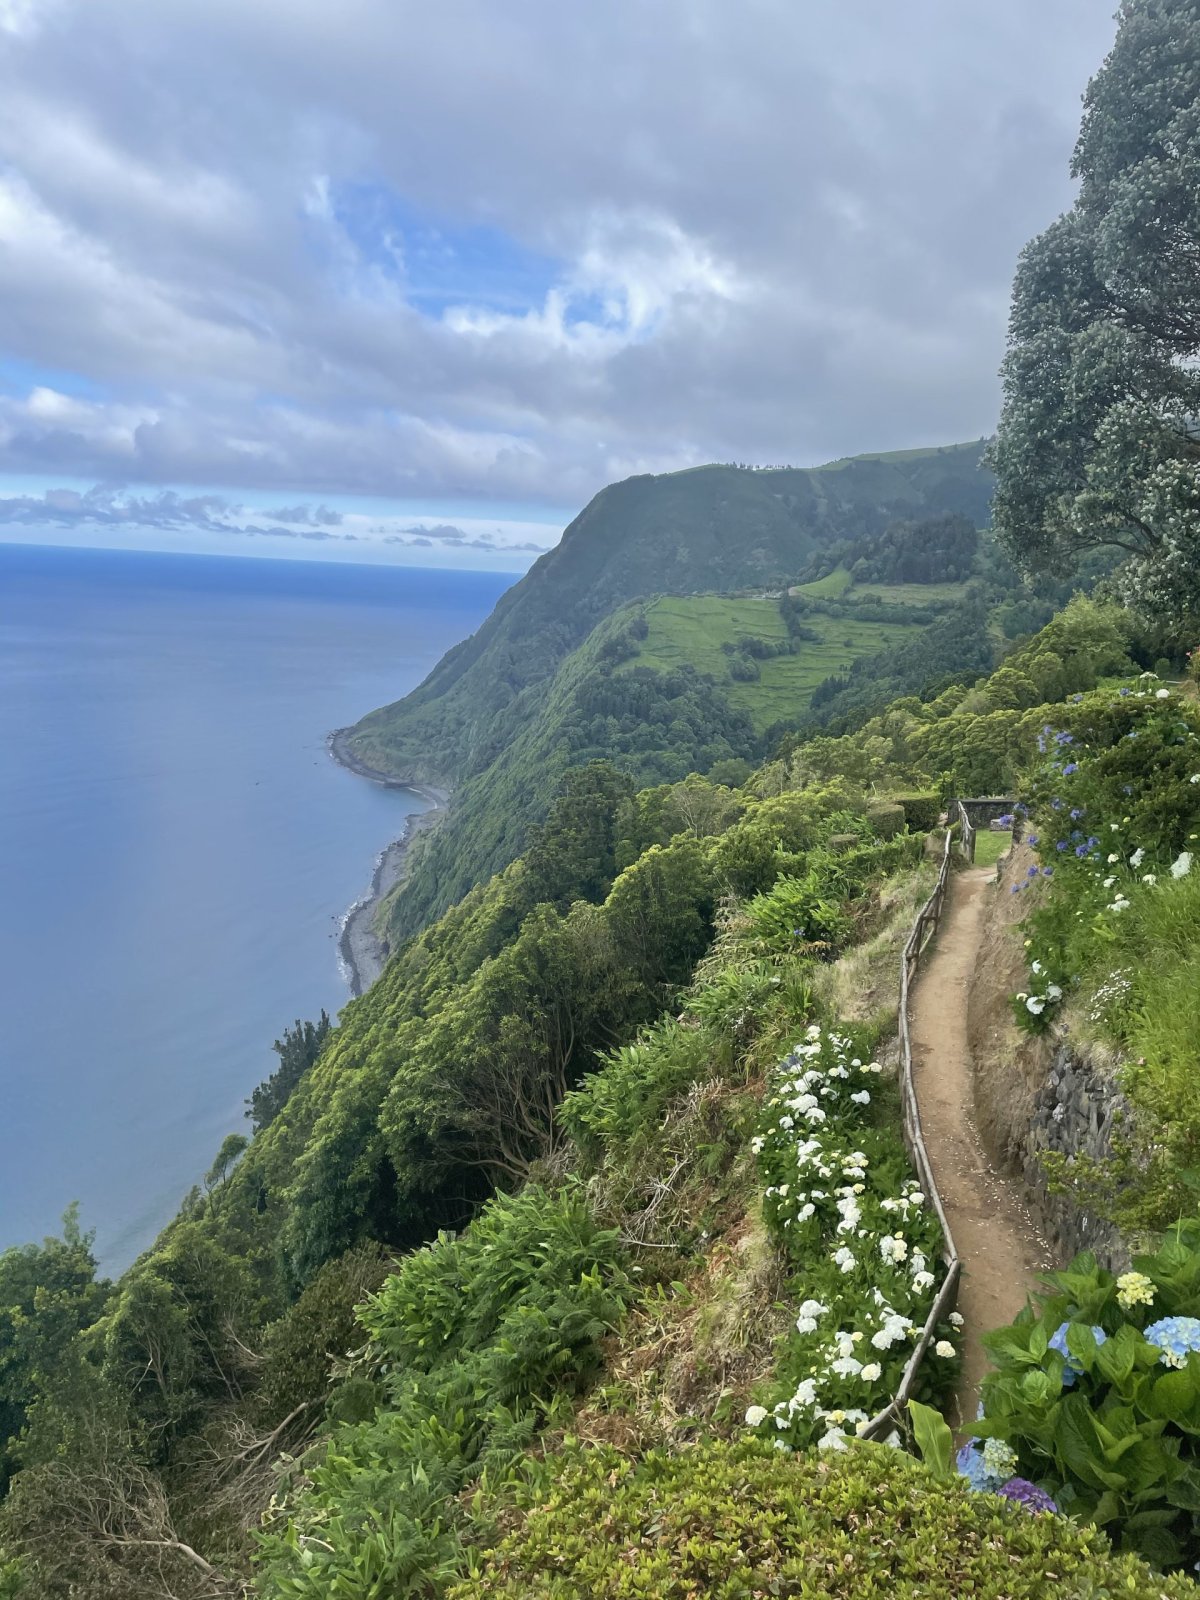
[0,543,512,1269]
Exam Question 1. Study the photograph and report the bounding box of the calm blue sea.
[0,543,512,1269]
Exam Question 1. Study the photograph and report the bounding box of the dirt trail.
[909,865,1053,1430]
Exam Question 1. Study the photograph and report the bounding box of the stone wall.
[1022,1038,1127,1271]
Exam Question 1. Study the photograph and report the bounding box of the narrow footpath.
[909,864,1053,1430]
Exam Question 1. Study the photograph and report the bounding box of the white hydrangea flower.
[860,1362,882,1383]
[949,1312,964,1329]
[934,1340,956,1358]
[745,1404,768,1427]
[817,1428,848,1452]
[850,1090,871,1105]
[1171,851,1193,879]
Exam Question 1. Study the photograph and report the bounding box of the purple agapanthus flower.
[1055,732,1074,745]
[1062,762,1078,775]
[998,1478,1057,1514]
[1027,834,1039,846]
[1075,843,1089,858]
[1056,841,1069,852]
[1119,687,1132,697]
[1042,867,1053,877]
[1050,798,1064,811]
[997,813,1014,828]
[1069,808,1084,821]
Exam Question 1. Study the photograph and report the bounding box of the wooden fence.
[858,817,965,1440]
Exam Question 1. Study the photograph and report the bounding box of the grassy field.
[790,566,968,607]
[791,567,854,598]
[624,595,920,732]
[973,828,1012,869]
[853,580,970,605]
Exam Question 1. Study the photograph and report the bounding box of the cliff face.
[347,443,994,790]
[347,444,995,941]
[966,840,1126,1270]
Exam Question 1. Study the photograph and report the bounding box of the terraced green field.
[791,566,968,606]
[624,595,921,732]
[791,567,854,598]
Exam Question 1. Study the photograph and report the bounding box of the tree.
[0,1207,109,1496]
[987,0,1200,625]
[246,1012,331,1132]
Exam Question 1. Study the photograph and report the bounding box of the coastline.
[329,729,449,998]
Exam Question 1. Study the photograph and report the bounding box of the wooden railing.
[859,821,964,1441]
[954,798,976,865]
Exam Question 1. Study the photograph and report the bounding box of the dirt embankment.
[966,840,1056,1175]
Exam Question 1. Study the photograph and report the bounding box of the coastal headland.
[328,729,449,996]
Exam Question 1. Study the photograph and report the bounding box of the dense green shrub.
[255,1184,632,1599]
[560,1017,729,1166]
[1004,681,1200,1218]
[452,1439,1198,1598]
[891,791,940,831]
[743,873,851,956]
[865,800,905,838]
[254,1243,391,1425]
[975,1222,1200,1571]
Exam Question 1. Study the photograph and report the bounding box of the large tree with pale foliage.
[987,0,1200,625]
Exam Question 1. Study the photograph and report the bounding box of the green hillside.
[623,594,921,732]
[10,602,1200,1598]
[350,442,992,787]
[348,443,994,941]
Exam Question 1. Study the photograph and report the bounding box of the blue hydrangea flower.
[956,1439,1002,1492]
[1143,1316,1200,1369]
[1048,1322,1106,1386]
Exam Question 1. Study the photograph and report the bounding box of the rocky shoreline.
[328,729,449,997]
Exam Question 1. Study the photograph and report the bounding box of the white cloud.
[0,0,1120,510]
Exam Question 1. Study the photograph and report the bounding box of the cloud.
[383,522,547,554]
[263,503,343,526]
[0,1,1119,508]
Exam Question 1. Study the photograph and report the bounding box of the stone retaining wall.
[1021,1037,1127,1270]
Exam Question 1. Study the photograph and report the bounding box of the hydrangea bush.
[970,1220,1200,1571]
[745,1023,959,1452]
[1006,680,1200,1036]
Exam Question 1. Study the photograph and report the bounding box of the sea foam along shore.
[329,729,449,997]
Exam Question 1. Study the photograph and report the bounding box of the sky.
[0,0,1120,570]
